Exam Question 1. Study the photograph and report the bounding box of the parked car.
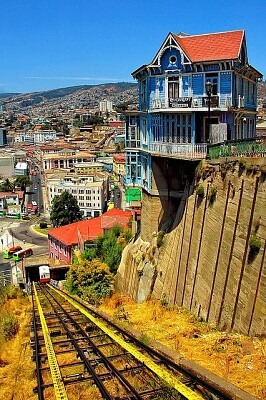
[32,201,37,206]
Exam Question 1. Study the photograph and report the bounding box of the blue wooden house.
[125,30,262,192]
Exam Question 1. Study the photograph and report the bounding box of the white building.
[14,132,34,144]
[14,162,28,176]
[34,130,57,143]
[46,175,106,218]
[99,100,113,113]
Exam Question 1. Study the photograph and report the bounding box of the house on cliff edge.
[125,29,263,192]
[48,208,134,263]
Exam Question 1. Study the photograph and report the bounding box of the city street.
[0,218,48,271]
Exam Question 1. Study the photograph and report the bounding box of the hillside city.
[0,27,266,400]
[0,78,265,259]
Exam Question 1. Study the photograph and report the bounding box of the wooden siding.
[192,74,204,96]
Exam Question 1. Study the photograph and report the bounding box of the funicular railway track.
[31,283,255,400]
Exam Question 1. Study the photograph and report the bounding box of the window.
[169,55,177,65]
[205,73,218,95]
[142,118,147,144]
[168,76,179,99]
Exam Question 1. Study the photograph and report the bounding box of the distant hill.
[0,93,20,98]
[1,80,265,114]
[0,82,138,113]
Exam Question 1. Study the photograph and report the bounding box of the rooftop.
[172,30,244,62]
[48,208,134,246]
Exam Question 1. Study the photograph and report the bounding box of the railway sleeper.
[50,329,62,337]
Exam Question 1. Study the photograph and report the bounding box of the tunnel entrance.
[25,264,69,283]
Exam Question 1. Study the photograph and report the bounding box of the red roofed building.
[48,208,134,263]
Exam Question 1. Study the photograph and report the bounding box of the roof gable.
[134,30,246,78]
[172,30,245,62]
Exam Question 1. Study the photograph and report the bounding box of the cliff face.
[117,159,266,335]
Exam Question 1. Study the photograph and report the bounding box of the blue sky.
[1,0,265,93]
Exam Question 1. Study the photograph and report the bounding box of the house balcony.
[150,95,232,111]
[149,142,207,159]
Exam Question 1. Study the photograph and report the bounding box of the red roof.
[48,208,133,246]
[173,30,244,62]
[113,154,125,163]
[0,191,23,199]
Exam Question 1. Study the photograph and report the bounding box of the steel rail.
[31,286,45,400]
[33,283,68,400]
[49,284,257,400]
[51,287,212,390]
[36,284,115,400]
[43,284,154,400]
[49,284,204,400]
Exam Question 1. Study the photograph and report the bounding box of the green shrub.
[39,221,47,229]
[139,332,150,346]
[160,293,169,307]
[239,158,246,169]
[157,230,165,248]
[196,184,205,197]
[209,184,217,203]
[248,235,261,263]
[0,314,19,339]
[249,235,261,251]
[0,285,20,305]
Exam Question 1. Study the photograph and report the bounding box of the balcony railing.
[150,142,207,159]
[151,95,232,110]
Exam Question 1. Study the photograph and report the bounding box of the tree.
[14,175,31,192]
[82,225,132,273]
[50,190,82,226]
[65,258,113,303]
[0,178,15,192]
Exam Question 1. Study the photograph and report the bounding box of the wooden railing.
[150,142,207,159]
[150,95,232,109]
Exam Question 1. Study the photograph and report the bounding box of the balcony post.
[205,81,213,158]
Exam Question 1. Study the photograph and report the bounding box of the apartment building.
[74,162,104,175]
[46,175,106,218]
[99,100,113,113]
[0,128,7,146]
[42,150,95,170]
[34,129,57,143]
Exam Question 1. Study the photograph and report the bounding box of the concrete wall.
[117,159,266,335]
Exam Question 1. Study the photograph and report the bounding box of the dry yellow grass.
[99,294,266,400]
[1,292,264,399]
[0,296,37,400]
